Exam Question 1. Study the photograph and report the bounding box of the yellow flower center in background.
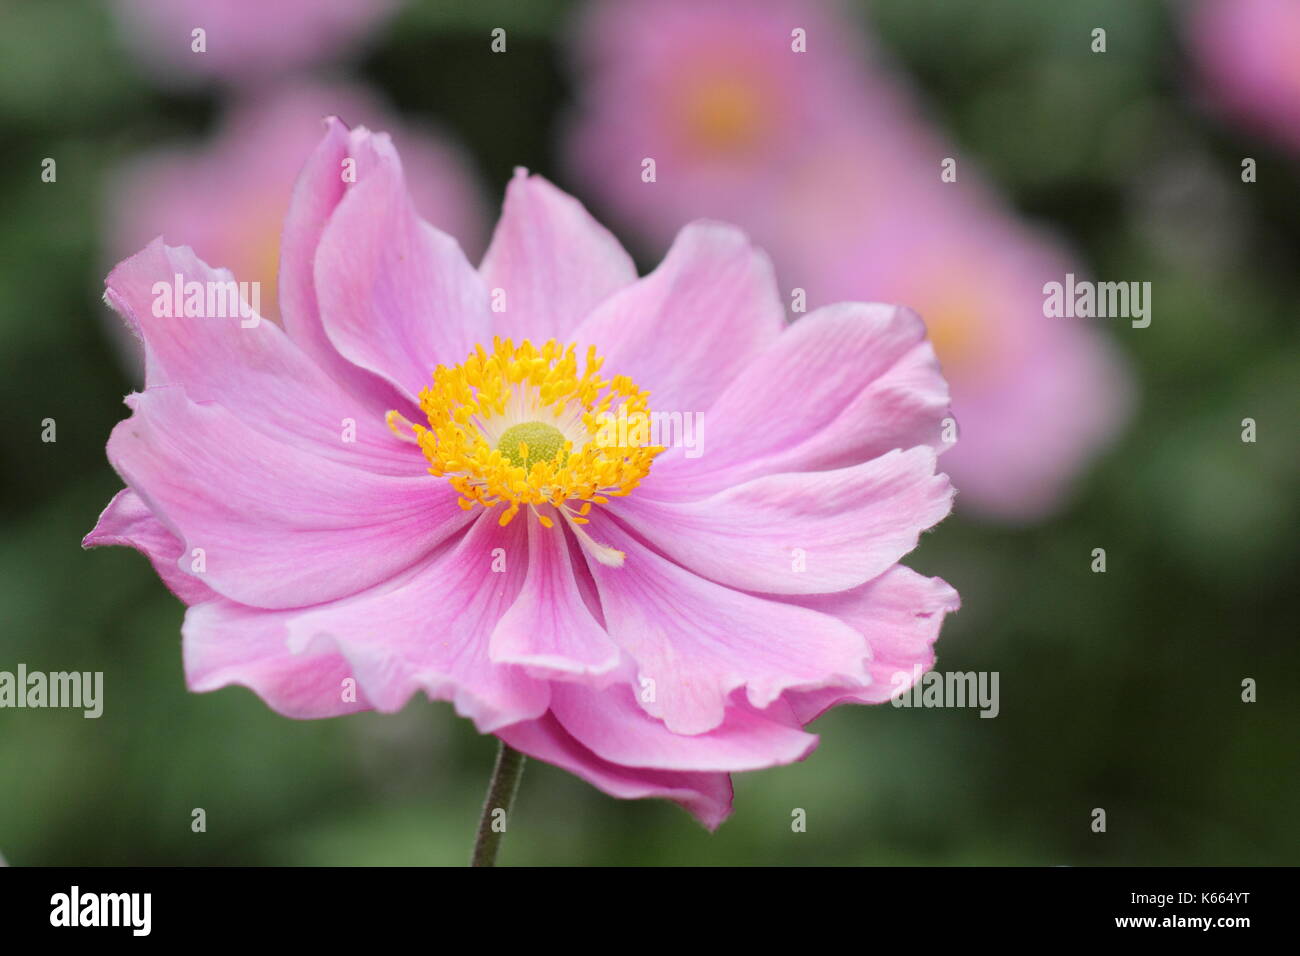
[903,274,997,383]
[230,200,289,323]
[389,338,662,562]
[678,73,767,154]
[923,299,982,374]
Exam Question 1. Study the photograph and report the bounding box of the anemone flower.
[86,118,958,861]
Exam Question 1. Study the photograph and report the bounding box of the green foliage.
[0,0,1295,866]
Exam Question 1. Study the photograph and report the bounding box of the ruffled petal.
[578,511,868,735]
[609,448,953,595]
[106,386,471,609]
[278,116,411,415]
[572,221,785,413]
[496,713,734,830]
[478,169,637,342]
[490,516,622,680]
[282,512,550,732]
[551,683,817,772]
[83,489,216,605]
[314,128,492,401]
[646,301,951,499]
[104,239,422,475]
[784,566,961,723]
[182,599,370,719]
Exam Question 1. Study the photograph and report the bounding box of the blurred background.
[0,0,1296,865]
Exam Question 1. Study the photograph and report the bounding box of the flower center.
[496,421,568,470]
[677,72,767,154]
[387,338,663,566]
[903,274,996,383]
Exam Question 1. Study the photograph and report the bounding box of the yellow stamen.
[395,338,664,544]
[386,410,421,444]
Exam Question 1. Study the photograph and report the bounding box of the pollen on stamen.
[385,410,420,444]
[388,337,662,563]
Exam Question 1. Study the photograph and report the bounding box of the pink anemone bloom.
[85,119,958,828]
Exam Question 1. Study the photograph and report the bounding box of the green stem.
[470,740,526,867]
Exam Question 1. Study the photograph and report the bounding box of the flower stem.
[470,740,526,867]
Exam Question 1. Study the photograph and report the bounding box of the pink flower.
[107,82,486,330]
[1186,0,1300,154]
[801,190,1132,519]
[112,0,395,86]
[564,0,1133,521]
[564,0,917,252]
[85,118,957,828]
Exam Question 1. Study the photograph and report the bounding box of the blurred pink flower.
[112,0,395,86]
[564,0,1133,521]
[564,0,923,251]
[86,119,958,828]
[805,190,1132,518]
[1187,0,1300,154]
[107,82,486,329]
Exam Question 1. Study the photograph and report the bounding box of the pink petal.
[490,517,622,680]
[104,239,422,475]
[610,447,953,595]
[478,169,637,342]
[496,713,734,830]
[83,489,216,605]
[314,128,492,401]
[572,221,785,413]
[648,301,951,499]
[283,513,550,732]
[550,683,817,772]
[182,599,370,719]
[578,511,869,735]
[279,116,411,415]
[106,82,487,331]
[106,386,471,609]
[785,566,961,723]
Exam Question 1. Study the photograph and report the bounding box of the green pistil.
[497,421,567,469]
